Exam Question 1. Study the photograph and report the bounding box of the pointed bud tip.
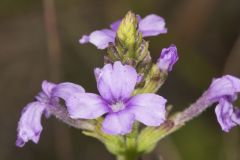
[124,11,137,23]
[117,11,138,36]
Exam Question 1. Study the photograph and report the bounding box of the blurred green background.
[0,0,240,160]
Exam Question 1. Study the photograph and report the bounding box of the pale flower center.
[110,101,126,112]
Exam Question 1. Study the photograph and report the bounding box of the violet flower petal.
[157,44,179,72]
[80,14,166,49]
[128,93,167,126]
[96,61,138,102]
[139,14,167,37]
[42,80,56,97]
[110,19,122,31]
[102,110,135,135]
[63,93,109,119]
[215,98,236,132]
[88,29,116,49]
[94,68,101,82]
[79,35,90,44]
[52,82,85,100]
[16,102,46,147]
[206,75,240,102]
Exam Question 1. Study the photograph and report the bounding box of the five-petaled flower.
[53,61,167,135]
[79,14,167,49]
[16,81,84,147]
[204,75,240,132]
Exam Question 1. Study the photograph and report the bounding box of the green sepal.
[125,122,138,150]
[137,120,174,154]
[106,11,153,72]
[82,118,125,155]
[135,40,150,64]
[133,64,168,95]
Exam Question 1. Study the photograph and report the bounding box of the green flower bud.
[133,64,168,95]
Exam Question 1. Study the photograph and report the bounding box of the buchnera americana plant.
[16,11,240,160]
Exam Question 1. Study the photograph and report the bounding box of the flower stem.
[116,153,138,160]
[137,92,215,154]
[156,92,212,139]
[47,105,95,131]
[173,92,210,126]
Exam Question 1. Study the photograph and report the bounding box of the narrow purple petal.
[41,80,56,97]
[16,102,46,147]
[96,61,138,102]
[110,19,122,31]
[215,98,236,132]
[88,29,116,49]
[52,82,85,101]
[63,93,109,119]
[157,45,179,72]
[136,15,142,22]
[127,93,167,126]
[79,35,90,44]
[102,110,135,135]
[94,68,101,82]
[139,14,167,37]
[205,75,240,102]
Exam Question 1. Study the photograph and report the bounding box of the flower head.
[54,61,167,135]
[215,98,236,132]
[204,75,240,132]
[16,81,84,147]
[157,45,179,72]
[79,14,167,50]
[16,102,46,147]
[16,81,56,147]
[205,75,240,102]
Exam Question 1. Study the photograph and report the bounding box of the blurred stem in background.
[43,0,74,159]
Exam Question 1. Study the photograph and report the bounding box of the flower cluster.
[16,81,84,147]
[80,14,167,49]
[15,11,240,157]
[15,12,177,147]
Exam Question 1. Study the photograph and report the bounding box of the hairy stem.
[174,92,210,125]
[160,92,212,139]
[47,106,95,131]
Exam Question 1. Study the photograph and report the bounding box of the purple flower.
[16,102,46,147]
[79,14,167,49]
[157,44,179,72]
[205,75,240,132]
[215,98,236,132]
[16,81,84,147]
[54,61,167,135]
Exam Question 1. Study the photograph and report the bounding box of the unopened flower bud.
[157,45,178,72]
